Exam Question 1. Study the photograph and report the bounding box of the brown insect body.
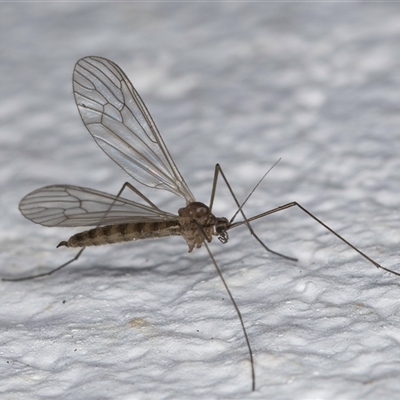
[57,220,181,248]
[57,201,230,252]
[178,202,230,252]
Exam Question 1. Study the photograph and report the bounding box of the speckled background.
[1,3,400,399]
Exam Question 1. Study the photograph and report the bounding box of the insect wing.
[19,185,177,227]
[73,56,196,204]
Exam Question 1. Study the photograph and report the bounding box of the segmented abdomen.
[59,221,181,248]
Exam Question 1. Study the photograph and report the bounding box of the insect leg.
[118,182,162,210]
[230,202,400,278]
[210,163,297,261]
[2,248,86,282]
[195,219,255,391]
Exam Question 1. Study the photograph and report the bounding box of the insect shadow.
[5,56,399,392]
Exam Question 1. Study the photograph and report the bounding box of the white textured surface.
[2,3,400,399]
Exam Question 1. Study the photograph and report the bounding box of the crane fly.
[7,56,400,392]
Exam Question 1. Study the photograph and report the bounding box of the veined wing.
[73,56,196,204]
[19,185,177,228]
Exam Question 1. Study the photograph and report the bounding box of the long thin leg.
[193,216,255,391]
[120,182,162,210]
[4,182,152,281]
[210,164,297,261]
[229,201,400,277]
[203,241,255,391]
[3,248,86,282]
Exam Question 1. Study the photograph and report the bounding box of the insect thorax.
[178,202,230,252]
